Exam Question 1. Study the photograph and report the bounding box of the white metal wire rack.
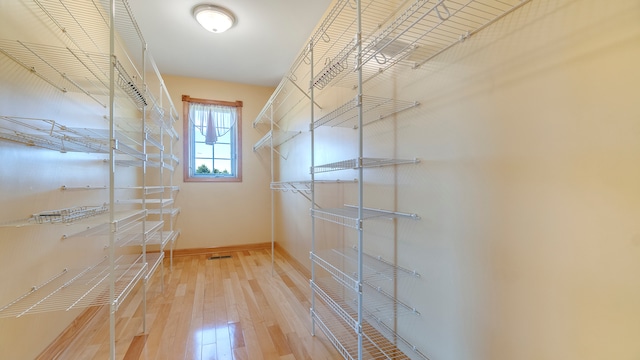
[313,95,419,129]
[0,39,147,109]
[311,278,426,359]
[296,1,533,359]
[0,115,145,157]
[252,75,320,128]
[0,253,163,318]
[0,0,180,359]
[145,229,180,249]
[31,204,109,224]
[311,249,422,319]
[310,205,420,229]
[252,129,302,152]
[309,0,530,90]
[147,152,180,169]
[311,296,424,360]
[146,207,180,217]
[57,209,146,239]
[115,198,174,206]
[271,179,358,192]
[0,204,109,228]
[114,220,164,246]
[313,157,420,173]
[60,185,179,193]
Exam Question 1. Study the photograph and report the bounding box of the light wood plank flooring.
[52,249,342,360]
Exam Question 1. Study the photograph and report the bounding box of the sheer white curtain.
[189,103,237,145]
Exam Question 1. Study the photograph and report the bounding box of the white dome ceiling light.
[193,4,236,33]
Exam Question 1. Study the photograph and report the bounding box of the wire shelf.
[311,208,360,229]
[0,204,108,228]
[145,103,179,140]
[313,157,419,173]
[311,299,417,360]
[314,276,422,342]
[115,220,164,247]
[141,185,180,194]
[271,181,312,192]
[60,185,108,191]
[0,253,164,318]
[313,280,429,359]
[310,0,529,89]
[253,75,319,127]
[311,205,420,229]
[144,130,163,150]
[0,39,147,109]
[31,204,109,224]
[313,95,419,129]
[311,251,359,290]
[114,59,147,109]
[312,280,358,332]
[115,159,144,168]
[311,306,356,360]
[115,198,174,207]
[147,153,180,169]
[324,247,421,282]
[62,209,146,238]
[271,179,357,192]
[312,247,419,288]
[253,130,302,152]
[147,230,180,249]
[147,207,180,217]
[0,116,145,158]
[145,252,164,282]
[312,249,422,320]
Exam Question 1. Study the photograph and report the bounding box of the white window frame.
[182,95,243,182]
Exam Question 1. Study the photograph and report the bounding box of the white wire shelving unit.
[0,253,163,318]
[0,0,179,358]
[306,0,429,356]
[254,0,535,359]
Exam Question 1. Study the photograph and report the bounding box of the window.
[182,95,242,182]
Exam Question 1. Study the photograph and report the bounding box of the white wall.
[274,0,640,359]
[162,75,274,250]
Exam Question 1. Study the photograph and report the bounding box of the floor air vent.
[208,255,232,260]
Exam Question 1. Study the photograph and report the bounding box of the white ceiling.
[128,0,333,87]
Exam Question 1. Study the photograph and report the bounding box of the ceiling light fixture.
[193,4,236,33]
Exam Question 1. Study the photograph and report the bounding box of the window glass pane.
[213,159,231,174]
[194,129,206,142]
[214,143,231,158]
[195,142,213,158]
[218,129,231,143]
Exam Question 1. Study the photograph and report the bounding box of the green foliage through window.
[196,164,211,174]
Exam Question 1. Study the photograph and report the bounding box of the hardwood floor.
[52,249,342,360]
